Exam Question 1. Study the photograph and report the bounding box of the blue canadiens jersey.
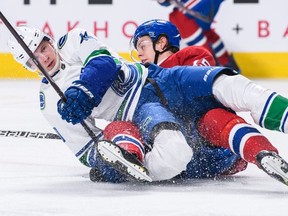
[137,64,234,122]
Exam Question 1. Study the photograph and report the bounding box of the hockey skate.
[256,150,288,186]
[97,140,152,182]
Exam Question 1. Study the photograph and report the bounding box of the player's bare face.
[136,36,154,64]
[27,40,58,72]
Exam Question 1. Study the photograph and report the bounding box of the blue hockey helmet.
[132,19,181,50]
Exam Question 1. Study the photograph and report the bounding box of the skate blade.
[97,141,152,182]
[260,155,288,186]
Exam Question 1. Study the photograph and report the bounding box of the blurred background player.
[156,0,241,72]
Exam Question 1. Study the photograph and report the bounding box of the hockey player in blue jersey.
[156,0,241,72]
[99,62,288,184]
[129,19,248,179]
[8,26,288,186]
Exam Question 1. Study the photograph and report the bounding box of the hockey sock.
[198,108,278,164]
[204,29,230,66]
[258,93,288,133]
[103,121,145,162]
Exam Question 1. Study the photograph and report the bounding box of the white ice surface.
[1,79,288,216]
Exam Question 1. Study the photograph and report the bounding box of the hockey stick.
[169,0,214,23]
[0,119,109,140]
[0,11,100,144]
[0,129,61,140]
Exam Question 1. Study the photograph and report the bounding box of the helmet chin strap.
[153,45,172,64]
[153,51,160,64]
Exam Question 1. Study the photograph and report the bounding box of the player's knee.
[198,108,246,147]
[153,129,193,175]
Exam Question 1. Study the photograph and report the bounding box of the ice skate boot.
[256,150,288,186]
[97,140,152,182]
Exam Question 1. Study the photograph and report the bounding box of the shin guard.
[198,108,278,164]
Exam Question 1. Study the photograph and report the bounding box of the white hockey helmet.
[7,26,52,72]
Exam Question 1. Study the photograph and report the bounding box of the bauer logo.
[40,92,45,110]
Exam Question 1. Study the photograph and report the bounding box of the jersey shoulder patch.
[39,91,45,110]
[57,34,68,49]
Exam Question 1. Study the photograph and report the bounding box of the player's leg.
[103,121,145,162]
[133,102,193,181]
[204,29,229,65]
[96,121,151,182]
[204,29,240,72]
[213,74,288,134]
[198,108,288,185]
[198,108,278,164]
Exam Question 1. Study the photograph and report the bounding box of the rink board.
[0,52,287,79]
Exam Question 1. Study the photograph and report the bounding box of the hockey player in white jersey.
[8,26,153,182]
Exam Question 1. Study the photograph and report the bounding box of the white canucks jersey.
[39,28,147,163]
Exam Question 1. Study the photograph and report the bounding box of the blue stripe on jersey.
[232,126,259,155]
[75,131,103,157]
[281,110,288,132]
[259,92,276,127]
[122,80,142,120]
[214,42,224,54]
[53,127,65,142]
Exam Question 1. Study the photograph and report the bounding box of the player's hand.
[57,81,97,124]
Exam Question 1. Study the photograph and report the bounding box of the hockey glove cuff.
[57,80,100,124]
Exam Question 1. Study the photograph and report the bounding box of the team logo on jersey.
[111,64,138,96]
[40,92,45,110]
[80,31,94,44]
[58,34,68,49]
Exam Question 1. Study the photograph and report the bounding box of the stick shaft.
[0,11,100,143]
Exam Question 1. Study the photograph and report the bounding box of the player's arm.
[57,54,120,124]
